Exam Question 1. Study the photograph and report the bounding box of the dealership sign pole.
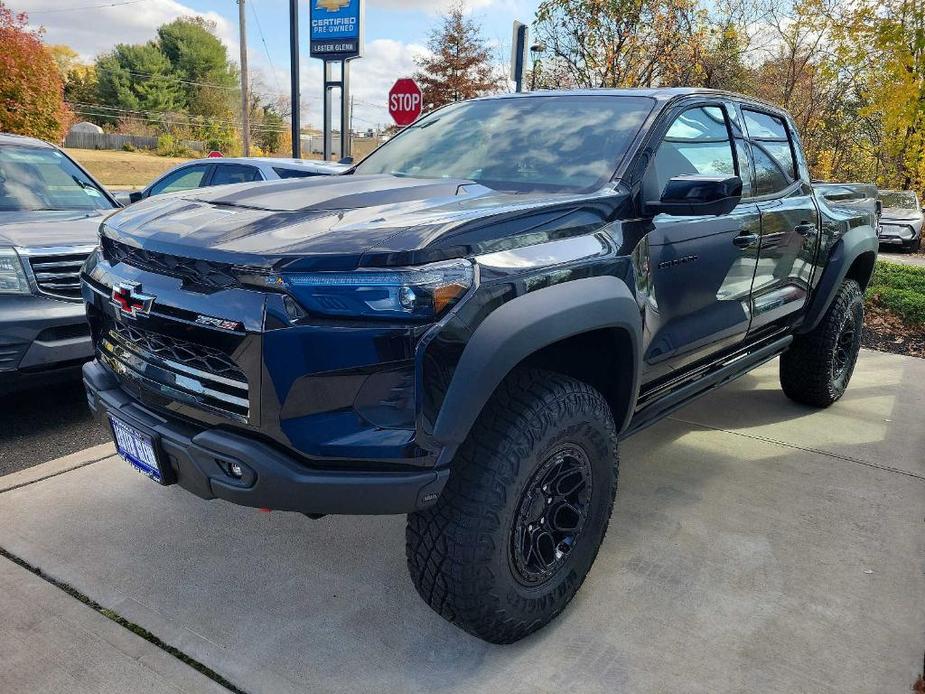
[309,0,365,161]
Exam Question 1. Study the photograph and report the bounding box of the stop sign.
[389,78,423,127]
[207,151,224,158]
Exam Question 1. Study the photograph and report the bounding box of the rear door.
[641,101,762,378]
[739,106,820,334]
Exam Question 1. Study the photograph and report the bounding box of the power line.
[25,0,145,14]
[67,102,291,134]
[92,64,241,92]
[249,0,284,94]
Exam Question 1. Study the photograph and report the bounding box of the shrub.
[866,260,925,326]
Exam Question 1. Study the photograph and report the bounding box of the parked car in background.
[877,189,923,252]
[813,181,881,223]
[115,157,347,206]
[0,133,119,389]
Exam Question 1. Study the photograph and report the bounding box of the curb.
[0,442,116,493]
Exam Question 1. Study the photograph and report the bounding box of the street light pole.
[238,0,250,157]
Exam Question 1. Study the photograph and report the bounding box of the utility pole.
[289,0,300,158]
[238,0,250,156]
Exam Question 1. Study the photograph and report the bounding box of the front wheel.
[406,369,619,644]
[780,279,864,407]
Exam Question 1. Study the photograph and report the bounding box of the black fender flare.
[801,226,879,334]
[432,275,642,451]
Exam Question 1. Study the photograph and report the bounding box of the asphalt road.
[0,374,110,477]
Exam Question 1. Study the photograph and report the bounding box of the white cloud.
[17,0,237,61]
[370,0,496,12]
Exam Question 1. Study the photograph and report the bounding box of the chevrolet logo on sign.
[316,0,350,10]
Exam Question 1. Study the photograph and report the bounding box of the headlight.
[0,248,31,295]
[275,259,474,320]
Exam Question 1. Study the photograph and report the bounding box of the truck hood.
[103,175,618,271]
[0,209,110,248]
[881,207,924,224]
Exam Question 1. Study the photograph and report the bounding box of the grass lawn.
[64,148,192,189]
[863,260,925,357]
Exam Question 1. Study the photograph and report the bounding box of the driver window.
[150,165,209,196]
[649,106,736,198]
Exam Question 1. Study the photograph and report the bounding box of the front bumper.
[878,222,921,247]
[83,360,449,515]
[0,294,93,380]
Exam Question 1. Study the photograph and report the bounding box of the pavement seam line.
[668,416,925,481]
[0,454,113,495]
[0,547,246,694]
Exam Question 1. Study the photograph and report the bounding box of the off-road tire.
[406,368,619,644]
[780,279,864,407]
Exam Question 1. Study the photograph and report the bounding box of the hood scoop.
[188,174,484,213]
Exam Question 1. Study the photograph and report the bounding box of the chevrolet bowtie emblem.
[112,282,154,318]
[316,0,350,10]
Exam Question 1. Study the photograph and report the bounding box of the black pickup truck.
[80,89,878,644]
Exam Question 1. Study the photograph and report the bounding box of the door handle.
[794,223,818,237]
[733,233,759,249]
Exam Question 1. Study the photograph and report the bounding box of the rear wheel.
[780,279,864,407]
[406,368,618,644]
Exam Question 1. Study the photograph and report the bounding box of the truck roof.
[476,88,790,114]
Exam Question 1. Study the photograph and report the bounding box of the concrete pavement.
[879,250,925,267]
[0,350,922,693]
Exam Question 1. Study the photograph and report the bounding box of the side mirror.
[128,191,143,204]
[338,156,354,166]
[646,175,742,217]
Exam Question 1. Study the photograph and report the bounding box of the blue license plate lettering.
[109,416,162,482]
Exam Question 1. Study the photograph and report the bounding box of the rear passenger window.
[273,168,321,179]
[211,164,261,186]
[743,108,797,196]
[650,106,735,196]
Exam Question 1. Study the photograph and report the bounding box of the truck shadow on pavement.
[0,352,919,692]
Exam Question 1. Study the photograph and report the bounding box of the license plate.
[109,415,164,483]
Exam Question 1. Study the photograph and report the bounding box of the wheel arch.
[801,226,879,334]
[431,276,642,454]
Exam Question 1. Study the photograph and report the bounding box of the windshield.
[878,190,920,210]
[355,95,655,193]
[0,145,114,212]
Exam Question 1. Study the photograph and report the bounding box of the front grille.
[101,237,241,290]
[27,249,93,301]
[100,323,249,421]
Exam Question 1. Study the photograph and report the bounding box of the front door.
[640,103,761,380]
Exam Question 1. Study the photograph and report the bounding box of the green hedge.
[866,260,925,326]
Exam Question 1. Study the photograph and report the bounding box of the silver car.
[878,189,923,252]
[119,157,348,205]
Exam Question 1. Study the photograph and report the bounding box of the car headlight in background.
[276,259,474,320]
[0,248,31,295]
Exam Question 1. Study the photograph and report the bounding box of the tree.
[0,3,70,141]
[95,42,184,119]
[156,17,238,118]
[533,0,709,88]
[413,5,499,110]
[48,44,99,110]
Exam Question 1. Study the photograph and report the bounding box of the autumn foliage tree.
[0,3,70,141]
[413,5,499,110]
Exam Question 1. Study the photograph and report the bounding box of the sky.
[14,0,542,132]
